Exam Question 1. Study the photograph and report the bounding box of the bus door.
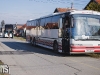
[62,16,70,54]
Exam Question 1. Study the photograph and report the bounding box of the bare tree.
[1,20,5,28]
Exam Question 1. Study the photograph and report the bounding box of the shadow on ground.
[1,41,90,57]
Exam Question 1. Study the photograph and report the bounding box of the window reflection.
[71,14,100,40]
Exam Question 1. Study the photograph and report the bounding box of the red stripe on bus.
[71,46,100,48]
[71,49,100,52]
[71,50,85,52]
[94,46,100,48]
[94,50,100,52]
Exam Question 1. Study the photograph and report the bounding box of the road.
[0,38,100,75]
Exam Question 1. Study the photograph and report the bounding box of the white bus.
[26,10,100,54]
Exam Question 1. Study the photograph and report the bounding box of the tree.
[1,20,5,27]
[86,2,100,12]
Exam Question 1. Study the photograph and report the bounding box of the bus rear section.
[3,24,13,38]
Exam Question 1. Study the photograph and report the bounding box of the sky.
[0,0,90,24]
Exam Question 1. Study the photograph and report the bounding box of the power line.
[29,0,89,9]
[31,0,71,4]
[29,0,88,4]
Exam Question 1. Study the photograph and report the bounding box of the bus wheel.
[33,38,36,46]
[30,39,33,45]
[53,41,58,52]
[30,37,33,45]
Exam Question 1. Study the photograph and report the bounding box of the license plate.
[85,50,94,52]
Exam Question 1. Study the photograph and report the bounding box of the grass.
[14,36,26,41]
[87,53,100,58]
[0,60,4,65]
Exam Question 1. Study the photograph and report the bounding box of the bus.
[26,10,100,54]
[3,24,13,38]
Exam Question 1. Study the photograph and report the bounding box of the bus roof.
[27,10,100,21]
[70,10,100,15]
[39,10,100,19]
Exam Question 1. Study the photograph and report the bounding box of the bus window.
[59,18,63,28]
[32,20,35,26]
[52,15,61,29]
[34,20,36,26]
[40,18,45,29]
[45,17,52,29]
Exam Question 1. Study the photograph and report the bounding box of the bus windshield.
[71,14,100,40]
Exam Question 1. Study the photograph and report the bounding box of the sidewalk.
[0,42,34,75]
[0,40,55,75]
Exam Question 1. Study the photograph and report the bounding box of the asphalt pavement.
[0,38,100,75]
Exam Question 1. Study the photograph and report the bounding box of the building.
[54,8,75,13]
[15,24,24,36]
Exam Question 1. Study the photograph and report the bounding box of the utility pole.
[71,2,73,9]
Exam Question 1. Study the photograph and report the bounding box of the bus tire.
[53,41,58,52]
[33,38,36,46]
[30,37,33,45]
